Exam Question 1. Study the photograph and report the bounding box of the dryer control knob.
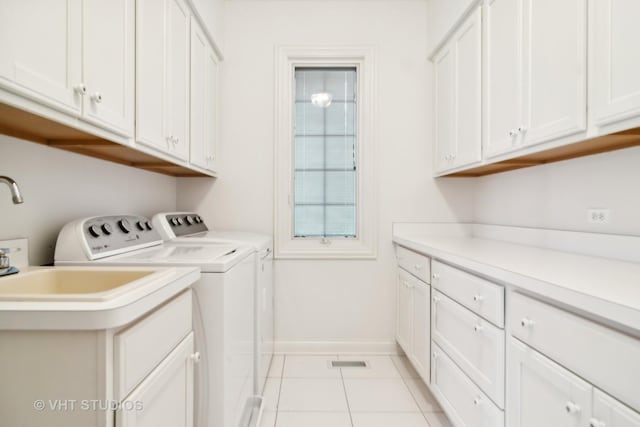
[136,221,146,231]
[101,223,113,235]
[185,215,194,225]
[88,225,101,238]
[145,221,153,230]
[118,219,132,234]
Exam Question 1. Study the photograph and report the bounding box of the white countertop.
[393,227,640,334]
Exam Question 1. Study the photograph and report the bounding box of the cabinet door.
[411,280,430,382]
[166,0,190,161]
[508,338,592,427]
[136,0,168,152]
[521,0,586,146]
[117,332,195,427]
[484,0,522,158]
[590,0,640,128]
[190,17,218,172]
[82,0,134,136]
[592,389,640,427]
[0,0,82,114]
[396,271,413,355]
[452,7,482,168]
[433,43,455,173]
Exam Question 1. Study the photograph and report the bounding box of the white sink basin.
[0,267,172,302]
[0,266,200,330]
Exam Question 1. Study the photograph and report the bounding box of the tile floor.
[259,354,453,427]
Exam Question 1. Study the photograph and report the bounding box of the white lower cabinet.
[431,342,504,427]
[117,333,194,427]
[593,389,640,427]
[432,290,504,408]
[396,253,431,383]
[508,337,592,427]
[509,337,640,427]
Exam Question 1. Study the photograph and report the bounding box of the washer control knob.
[88,225,101,238]
[185,215,194,225]
[101,223,113,235]
[176,217,184,225]
[136,221,146,231]
[195,215,202,224]
[170,218,178,226]
[145,221,153,230]
[118,219,132,234]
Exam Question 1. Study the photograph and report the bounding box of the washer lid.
[91,243,254,272]
[174,231,272,253]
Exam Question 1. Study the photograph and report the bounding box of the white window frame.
[274,46,377,259]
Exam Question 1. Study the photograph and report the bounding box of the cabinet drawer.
[396,245,431,284]
[432,261,504,327]
[432,290,505,408]
[115,290,192,399]
[510,292,640,411]
[431,342,504,427]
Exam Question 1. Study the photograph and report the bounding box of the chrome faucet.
[0,176,24,204]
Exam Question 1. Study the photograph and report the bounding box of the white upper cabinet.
[521,0,586,146]
[0,0,134,136]
[484,0,522,158]
[590,0,640,131]
[82,0,135,136]
[190,17,219,173]
[485,0,587,158]
[433,7,482,174]
[0,0,82,115]
[137,0,190,161]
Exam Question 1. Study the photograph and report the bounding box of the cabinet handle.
[517,126,527,134]
[190,351,201,363]
[432,351,438,360]
[91,92,102,104]
[520,318,535,328]
[473,324,483,333]
[413,264,422,270]
[432,296,441,304]
[432,273,439,280]
[473,397,482,406]
[206,155,214,161]
[565,401,581,414]
[508,129,517,137]
[473,294,484,302]
[74,84,87,95]
[589,419,605,427]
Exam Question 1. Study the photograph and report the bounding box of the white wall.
[191,0,225,52]
[0,135,177,266]
[473,146,640,236]
[178,0,475,352]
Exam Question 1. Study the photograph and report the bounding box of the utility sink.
[0,267,173,302]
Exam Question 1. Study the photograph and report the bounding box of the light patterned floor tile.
[275,412,351,427]
[259,410,276,427]
[263,378,282,411]
[268,355,285,378]
[351,412,430,427]
[344,378,420,412]
[282,355,340,378]
[278,378,349,412]
[391,355,421,378]
[339,355,401,379]
[404,378,442,412]
[424,411,454,427]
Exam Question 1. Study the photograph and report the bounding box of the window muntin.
[293,67,358,238]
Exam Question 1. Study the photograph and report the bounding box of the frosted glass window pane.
[295,102,324,135]
[326,206,356,236]
[294,206,324,237]
[326,137,356,169]
[295,137,325,169]
[293,67,357,238]
[326,171,356,204]
[294,171,324,204]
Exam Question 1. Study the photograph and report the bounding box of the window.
[294,67,357,238]
[275,47,377,259]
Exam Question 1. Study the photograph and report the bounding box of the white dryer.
[152,213,274,396]
[55,215,259,427]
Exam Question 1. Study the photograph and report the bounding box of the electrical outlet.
[587,208,610,224]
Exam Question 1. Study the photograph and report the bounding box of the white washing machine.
[152,212,274,396]
[55,215,260,427]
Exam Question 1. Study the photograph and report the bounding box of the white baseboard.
[273,340,400,355]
